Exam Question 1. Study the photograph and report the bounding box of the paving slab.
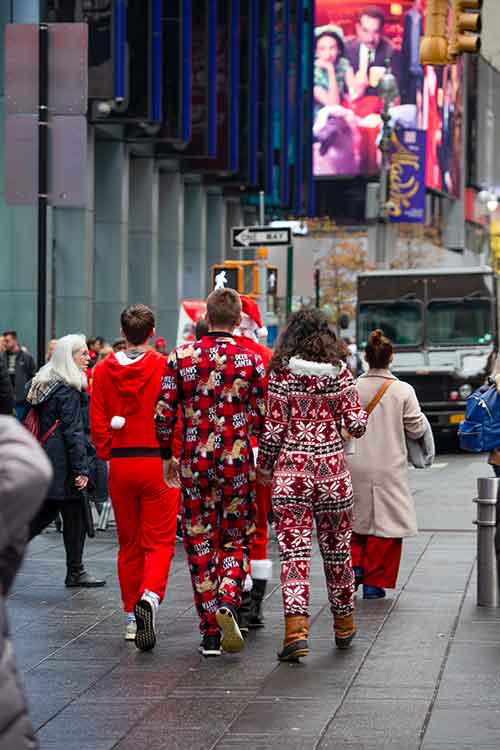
[7,451,500,748]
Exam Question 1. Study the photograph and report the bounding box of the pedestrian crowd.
[0,292,435,746]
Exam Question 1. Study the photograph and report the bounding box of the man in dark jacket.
[2,331,36,419]
[0,359,14,415]
[345,6,401,98]
[0,416,53,749]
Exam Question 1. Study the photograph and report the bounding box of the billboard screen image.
[313,1,462,197]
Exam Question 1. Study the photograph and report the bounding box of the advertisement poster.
[313,1,462,197]
[389,128,427,223]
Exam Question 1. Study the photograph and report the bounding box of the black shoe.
[65,569,106,588]
[249,579,267,629]
[238,591,252,636]
[134,594,158,652]
[199,633,222,657]
[216,603,245,654]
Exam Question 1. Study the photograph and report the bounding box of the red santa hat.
[239,295,268,340]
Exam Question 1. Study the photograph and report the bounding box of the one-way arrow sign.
[231,225,292,248]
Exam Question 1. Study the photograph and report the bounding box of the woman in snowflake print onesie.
[257,310,367,662]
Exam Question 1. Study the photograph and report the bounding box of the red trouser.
[109,457,177,612]
[251,482,271,562]
[351,533,403,589]
[181,465,255,636]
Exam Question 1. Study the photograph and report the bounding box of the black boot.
[249,579,267,629]
[63,499,105,588]
[65,565,106,588]
[238,591,252,636]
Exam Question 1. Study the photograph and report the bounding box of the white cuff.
[251,559,273,581]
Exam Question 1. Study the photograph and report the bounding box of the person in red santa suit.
[90,304,177,651]
[232,295,273,632]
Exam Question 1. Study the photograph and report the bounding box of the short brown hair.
[359,6,385,27]
[3,330,17,339]
[120,304,155,346]
[206,288,242,329]
[365,329,393,369]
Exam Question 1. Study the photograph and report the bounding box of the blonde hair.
[32,334,88,391]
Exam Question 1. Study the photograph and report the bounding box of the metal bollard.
[474,478,500,607]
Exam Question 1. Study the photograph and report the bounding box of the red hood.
[102,349,164,415]
[233,335,272,368]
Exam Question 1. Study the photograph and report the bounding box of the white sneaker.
[134,592,159,652]
[124,620,137,641]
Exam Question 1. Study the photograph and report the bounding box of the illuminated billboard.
[313,1,462,197]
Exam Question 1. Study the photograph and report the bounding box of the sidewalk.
[9,454,500,749]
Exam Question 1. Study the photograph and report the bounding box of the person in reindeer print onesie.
[155,288,267,657]
[257,309,368,662]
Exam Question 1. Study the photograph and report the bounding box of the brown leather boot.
[277,615,309,662]
[334,612,356,650]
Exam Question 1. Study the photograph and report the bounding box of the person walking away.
[257,310,367,662]
[0,416,53,749]
[2,331,36,420]
[154,337,168,356]
[90,304,177,650]
[348,330,426,599]
[46,339,58,362]
[27,335,106,588]
[155,288,267,657]
[232,295,273,632]
[484,354,500,477]
[0,357,14,415]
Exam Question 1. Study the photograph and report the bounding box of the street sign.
[231,226,292,248]
[5,24,88,115]
[4,23,89,207]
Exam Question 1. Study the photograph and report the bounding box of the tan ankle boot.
[334,612,356,650]
[278,614,309,662]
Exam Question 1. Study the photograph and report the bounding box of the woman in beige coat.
[347,330,426,599]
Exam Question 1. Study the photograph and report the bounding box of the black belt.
[110,447,161,458]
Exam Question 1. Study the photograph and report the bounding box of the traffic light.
[449,0,482,59]
[211,264,243,292]
[419,0,450,66]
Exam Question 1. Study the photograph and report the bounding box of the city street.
[10,451,500,750]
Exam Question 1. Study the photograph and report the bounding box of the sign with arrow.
[231,226,292,248]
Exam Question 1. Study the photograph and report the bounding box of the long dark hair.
[269,309,343,373]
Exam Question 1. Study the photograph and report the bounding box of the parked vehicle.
[357,268,497,436]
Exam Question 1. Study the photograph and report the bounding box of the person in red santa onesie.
[232,295,273,633]
[90,304,177,651]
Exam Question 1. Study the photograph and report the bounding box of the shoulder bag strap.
[366,380,394,416]
[40,419,61,445]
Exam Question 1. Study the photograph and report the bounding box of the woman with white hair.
[27,334,105,588]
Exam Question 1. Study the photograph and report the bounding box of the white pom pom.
[257,327,268,338]
[110,416,126,430]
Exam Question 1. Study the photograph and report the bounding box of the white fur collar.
[288,357,343,378]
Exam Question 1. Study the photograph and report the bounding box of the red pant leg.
[109,458,177,611]
[273,496,314,617]
[218,464,255,609]
[351,532,367,570]
[362,535,402,589]
[182,478,220,637]
[251,482,271,561]
[109,459,144,612]
[138,459,177,601]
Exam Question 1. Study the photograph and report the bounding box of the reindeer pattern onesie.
[155,333,266,636]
